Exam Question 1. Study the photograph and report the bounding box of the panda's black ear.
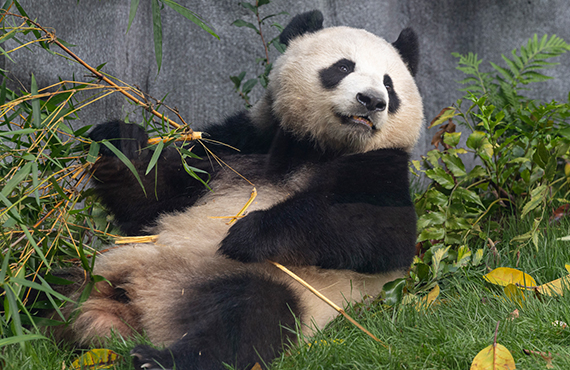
[279,10,324,46]
[392,28,419,77]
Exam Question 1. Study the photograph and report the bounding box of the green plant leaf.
[424,189,448,207]
[425,167,455,189]
[232,19,260,34]
[417,212,446,230]
[0,334,47,348]
[520,184,549,218]
[162,0,218,39]
[452,187,484,207]
[241,78,258,94]
[441,154,466,177]
[443,132,461,147]
[382,278,406,306]
[417,227,445,242]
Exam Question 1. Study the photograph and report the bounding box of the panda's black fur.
[61,10,424,370]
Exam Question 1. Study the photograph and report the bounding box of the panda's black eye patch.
[384,74,400,114]
[319,58,355,90]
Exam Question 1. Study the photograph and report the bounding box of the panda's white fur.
[59,10,424,370]
[266,26,422,153]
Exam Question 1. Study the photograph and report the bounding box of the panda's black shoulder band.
[279,10,324,46]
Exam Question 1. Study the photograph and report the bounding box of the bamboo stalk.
[269,261,388,348]
[2,11,202,142]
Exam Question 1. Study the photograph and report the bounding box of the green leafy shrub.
[411,34,570,288]
[230,0,287,106]
[0,2,208,345]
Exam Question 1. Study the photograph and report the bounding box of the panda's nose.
[356,92,387,112]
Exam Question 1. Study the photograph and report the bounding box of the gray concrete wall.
[3,0,570,158]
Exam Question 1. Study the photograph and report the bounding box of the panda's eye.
[383,74,394,93]
[339,65,349,73]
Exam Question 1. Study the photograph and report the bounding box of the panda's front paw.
[218,212,271,263]
[131,345,174,370]
[89,120,149,159]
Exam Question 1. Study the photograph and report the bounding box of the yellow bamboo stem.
[269,261,388,348]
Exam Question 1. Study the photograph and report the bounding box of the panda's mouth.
[338,114,374,129]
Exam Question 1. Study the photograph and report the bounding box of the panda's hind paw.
[131,345,173,370]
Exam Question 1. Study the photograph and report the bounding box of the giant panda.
[62,10,423,370]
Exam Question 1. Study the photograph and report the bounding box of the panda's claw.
[131,346,173,370]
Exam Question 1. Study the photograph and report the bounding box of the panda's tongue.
[351,115,373,128]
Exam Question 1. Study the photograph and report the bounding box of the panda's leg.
[131,270,301,370]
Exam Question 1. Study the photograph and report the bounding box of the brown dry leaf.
[429,107,457,129]
[470,343,516,370]
[549,204,570,224]
[430,121,457,150]
[71,349,120,369]
[523,349,554,368]
[508,309,519,320]
[483,267,537,288]
[250,363,263,370]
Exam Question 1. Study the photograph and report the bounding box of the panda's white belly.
[152,181,291,257]
[93,163,403,342]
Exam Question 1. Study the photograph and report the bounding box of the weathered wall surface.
[3,0,570,158]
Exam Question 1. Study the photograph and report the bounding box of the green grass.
[2,217,570,369]
[269,216,570,370]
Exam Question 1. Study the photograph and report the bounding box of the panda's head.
[261,11,423,154]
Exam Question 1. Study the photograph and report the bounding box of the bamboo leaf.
[127,0,140,33]
[87,141,100,164]
[1,162,31,197]
[145,140,164,175]
[30,74,41,128]
[20,224,49,268]
[151,0,163,73]
[4,284,24,340]
[100,140,146,196]
[31,161,40,207]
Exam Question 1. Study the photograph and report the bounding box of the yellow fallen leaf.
[471,343,516,370]
[536,274,570,296]
[504,284,526,306]
[565,264,570,273]
[71,349,120,369]
[250,363,263,370]
[484,267,536,288]
[415,283,440,311]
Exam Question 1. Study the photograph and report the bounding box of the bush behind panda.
[63,10,423,370]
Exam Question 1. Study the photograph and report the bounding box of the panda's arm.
[219,149,417,274]
[193,110,279,156]
[88,120,210,235]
